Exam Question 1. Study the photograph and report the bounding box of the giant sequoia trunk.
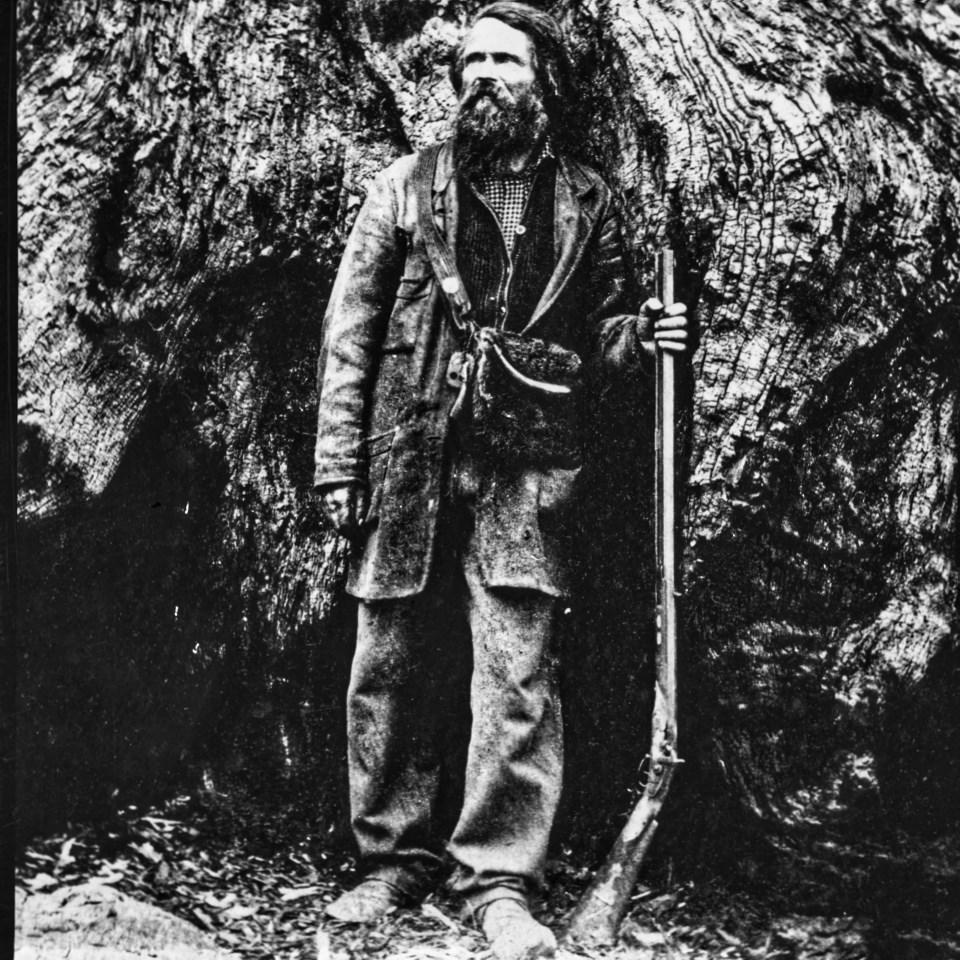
[17,0,959,912]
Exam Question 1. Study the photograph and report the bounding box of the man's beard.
[454,81,549,179]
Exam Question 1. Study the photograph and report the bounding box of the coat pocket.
[395,273,433,300]
[382,273,433,353]
[363,428,397,528]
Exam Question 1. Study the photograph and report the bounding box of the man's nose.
[469,55,497,81]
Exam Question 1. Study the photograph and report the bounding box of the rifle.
[565,249,682,948]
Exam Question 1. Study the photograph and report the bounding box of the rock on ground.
[15,882,237,960]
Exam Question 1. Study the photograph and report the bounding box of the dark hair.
[449,2,579,136]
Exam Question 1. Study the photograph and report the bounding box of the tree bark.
[17,0,959,904]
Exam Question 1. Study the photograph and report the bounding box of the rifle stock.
[565,249,681,948]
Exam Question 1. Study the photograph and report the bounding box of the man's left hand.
[640,297,691,354]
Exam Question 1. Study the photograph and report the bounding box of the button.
[515,224,526,235]
[500,304,507,314]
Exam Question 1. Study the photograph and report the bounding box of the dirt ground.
[15,795,959,959]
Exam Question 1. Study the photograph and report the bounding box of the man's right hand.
[320,481,369,540]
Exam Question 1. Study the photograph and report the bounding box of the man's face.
[459,17,538,117]
[454,17,548,175]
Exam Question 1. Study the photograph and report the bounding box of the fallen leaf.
[717,928,743,946]
[279,885,322,901]
[56,838,77,870]
[223,904,259,921]
[25,850,55,862]
[421,902,460,934]
[646,893,678,911]
[132,842,163,863]
[25,873,59,892]
[142,815,180,828]
[625,928,667,948]
[773,925,810,944]
[202,890,238,909]
[316,928,332,960]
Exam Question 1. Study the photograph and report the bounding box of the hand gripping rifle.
[565,249,683,948]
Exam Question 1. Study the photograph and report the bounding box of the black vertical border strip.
[1,0,16,951]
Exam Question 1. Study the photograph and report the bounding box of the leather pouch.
[469,327,582,468]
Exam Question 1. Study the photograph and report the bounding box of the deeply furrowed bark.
[17,0,959,906]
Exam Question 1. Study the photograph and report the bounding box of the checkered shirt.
[475,141,554,248]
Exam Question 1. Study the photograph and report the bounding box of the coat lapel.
[434,140,458,255]
[523,155,601,334]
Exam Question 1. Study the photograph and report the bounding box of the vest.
[457,161,558,333]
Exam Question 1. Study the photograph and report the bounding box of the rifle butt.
[563,758,676,948]
[564,818,659,947]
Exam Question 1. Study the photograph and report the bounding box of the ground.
[14,794,958,959]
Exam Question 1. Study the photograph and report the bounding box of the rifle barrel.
[564,249,682,948]
[655,251,679,750]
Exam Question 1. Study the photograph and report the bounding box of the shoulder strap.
[414,143,474,334]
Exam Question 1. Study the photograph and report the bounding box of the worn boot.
[480,898,557,960]
[324,878,405,923]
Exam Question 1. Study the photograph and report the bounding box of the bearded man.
[314,4,690,957]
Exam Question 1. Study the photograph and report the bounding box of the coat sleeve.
[583,197,655,379]
[314,169,404,489]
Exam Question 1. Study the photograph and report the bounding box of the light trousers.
[347,495,562,910]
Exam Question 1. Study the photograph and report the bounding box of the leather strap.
[414,143,475,335]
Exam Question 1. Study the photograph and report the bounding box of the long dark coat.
[314,140,653,600]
